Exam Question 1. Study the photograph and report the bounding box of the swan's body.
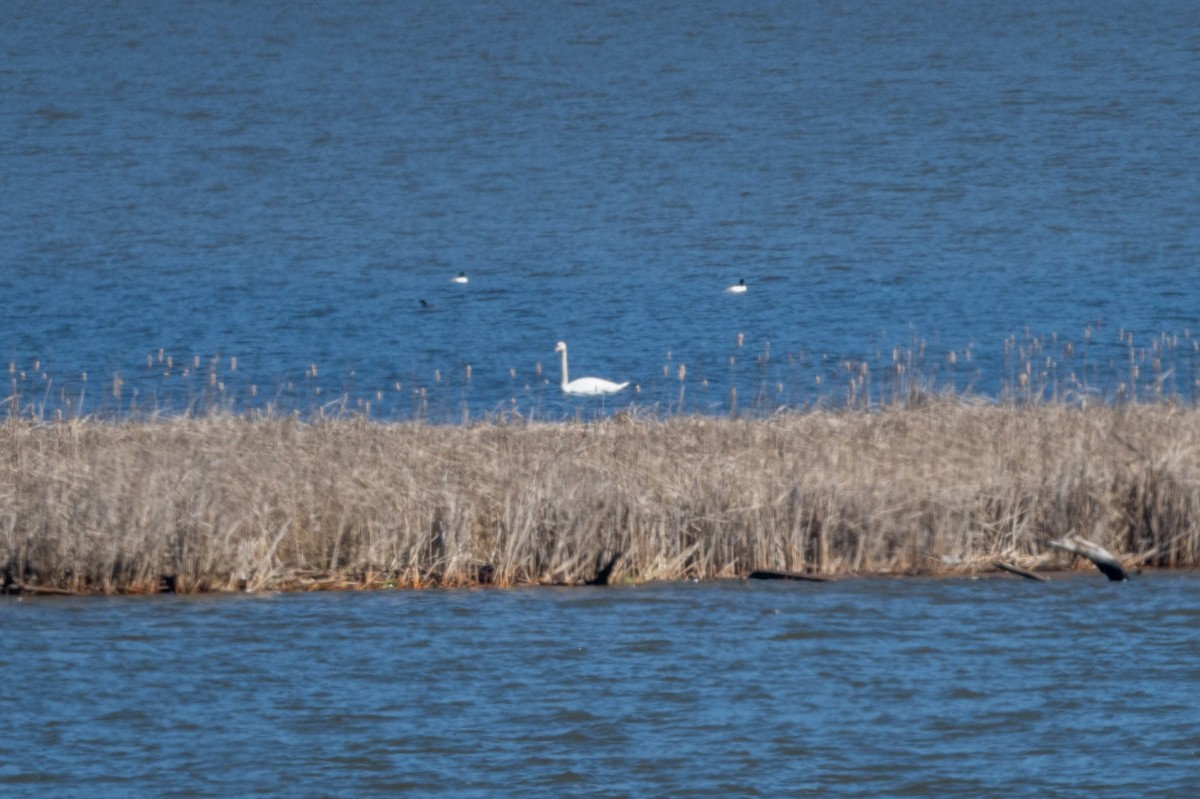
[555,341,628,396]
[725,278,747,294]
[452,272,469,284]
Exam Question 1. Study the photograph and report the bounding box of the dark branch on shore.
[748,569,828,583]
[994,560,1049,582]
[585,552,623,586]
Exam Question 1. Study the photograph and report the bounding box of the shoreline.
[5,563,1190,598]
[4,401,1200,596]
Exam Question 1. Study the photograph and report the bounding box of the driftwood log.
[994,560,1049,582]
[1050,536,1129,581]
[748,569,827,583]
[4,582,78,596]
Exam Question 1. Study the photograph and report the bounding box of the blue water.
[3,575,1198,797]
[4,0,1200,418]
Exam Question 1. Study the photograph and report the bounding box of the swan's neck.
[559,347,569,388]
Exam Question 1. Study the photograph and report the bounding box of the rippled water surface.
[3,575,1198,797]
[4,0,1200,418]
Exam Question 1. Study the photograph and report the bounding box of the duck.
[451,272,469,284]
[725,278,747,294]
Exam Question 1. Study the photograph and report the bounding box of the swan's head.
[555,341,567,353]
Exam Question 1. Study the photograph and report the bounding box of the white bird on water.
[725,278,747,294]
[555,341,629,396]
[451,271,469,284]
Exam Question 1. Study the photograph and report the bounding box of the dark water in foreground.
[3,574,1198,797]
[5,0,1200,419]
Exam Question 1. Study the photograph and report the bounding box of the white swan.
[555,341,629,396]
[725,278,747,294]
[451,272,469,284]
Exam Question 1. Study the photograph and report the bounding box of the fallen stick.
[748,569,827,583]
[1050,536,1128,581]
[994,560,1049,582]
[9,582,78,596]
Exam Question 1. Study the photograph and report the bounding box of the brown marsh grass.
[3,400,1199,594]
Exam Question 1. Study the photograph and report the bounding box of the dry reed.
[3,400,1199,594]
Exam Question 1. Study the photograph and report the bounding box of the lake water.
[6,6,1199,794]
[4,0,1200,419]
[3,574,1198,797]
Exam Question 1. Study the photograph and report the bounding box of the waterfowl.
[451,272,469,284]
[555,341,629,396]
[725,278,747,294]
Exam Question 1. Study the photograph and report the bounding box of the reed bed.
[3,401,1200,594]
